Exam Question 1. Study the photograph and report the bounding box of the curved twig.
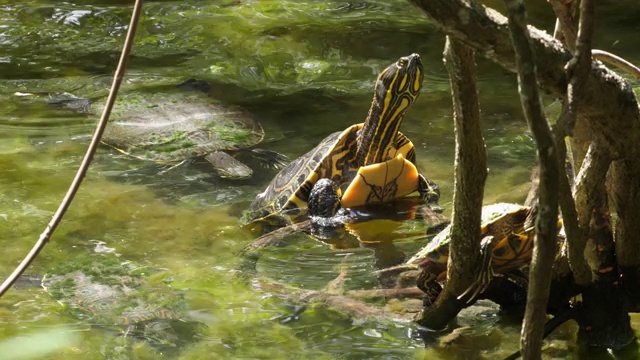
[592,49,640,80]
[0,0,144,298]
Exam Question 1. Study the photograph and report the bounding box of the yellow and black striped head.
[375,53,423,106]
[359,54,424,166]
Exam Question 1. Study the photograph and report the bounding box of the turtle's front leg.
[417,174,440,204]
[458,235,497,304]
[307,178,341,217]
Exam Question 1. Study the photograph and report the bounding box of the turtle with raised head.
[243,54,439,228]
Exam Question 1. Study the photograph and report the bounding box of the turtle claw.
[457,235,495,304]
[251,148,290,169]
[420,280,443,307]
[457,267,494,304]
[418,174,440,204]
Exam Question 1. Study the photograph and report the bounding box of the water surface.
[1,1,639,359]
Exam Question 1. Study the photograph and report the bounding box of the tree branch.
[408,0,640,160]
[415,36,486,329]
[553,125,591,285]
[501,1,560,358]
[548,0,578,53]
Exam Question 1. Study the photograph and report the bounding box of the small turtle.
[405,203,552,303]
[243,54,439,228]
[41,251,202,350]
[48,79,288,180]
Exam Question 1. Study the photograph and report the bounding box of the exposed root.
[242,220,312,252]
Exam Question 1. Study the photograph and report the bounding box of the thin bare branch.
[592,50,640,80]
[564,0,595,137]
[502,1,560,358]
[0,0,144,297]
[553,126,590,285]
[548,0,578,52]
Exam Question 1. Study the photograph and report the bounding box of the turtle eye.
[397,58,407,67]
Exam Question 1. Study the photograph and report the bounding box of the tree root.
[256,269,418,323]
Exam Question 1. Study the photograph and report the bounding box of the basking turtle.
[41,251,202,350]
[405,203,562,302]
[243,54,439,227]
[49,79,287,180]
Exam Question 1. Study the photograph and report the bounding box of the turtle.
[40,250,203,351]
[405,203,563,303]
[48,79,288,180]
[243,53,440,228]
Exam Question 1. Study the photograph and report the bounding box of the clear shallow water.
[1,1,639,359]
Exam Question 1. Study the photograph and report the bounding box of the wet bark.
[502,1,560,358]
[414,37,486,329]
[610,158,640,305]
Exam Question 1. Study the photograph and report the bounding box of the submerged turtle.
[49,79,287,180]
[405,203,563,303]
[41,250,202,350]
[243,54,439,227]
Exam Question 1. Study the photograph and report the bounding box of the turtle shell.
[243,123,420,226]
[94,90,264,163]
[406,203,532,278]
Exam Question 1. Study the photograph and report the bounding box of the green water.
[1,1,639,359]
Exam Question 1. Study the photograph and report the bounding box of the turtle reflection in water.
[49,79,288,179]
[243,54,440,231]
[41,252,203,352]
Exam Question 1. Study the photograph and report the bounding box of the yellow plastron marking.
[340,154,419,208]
